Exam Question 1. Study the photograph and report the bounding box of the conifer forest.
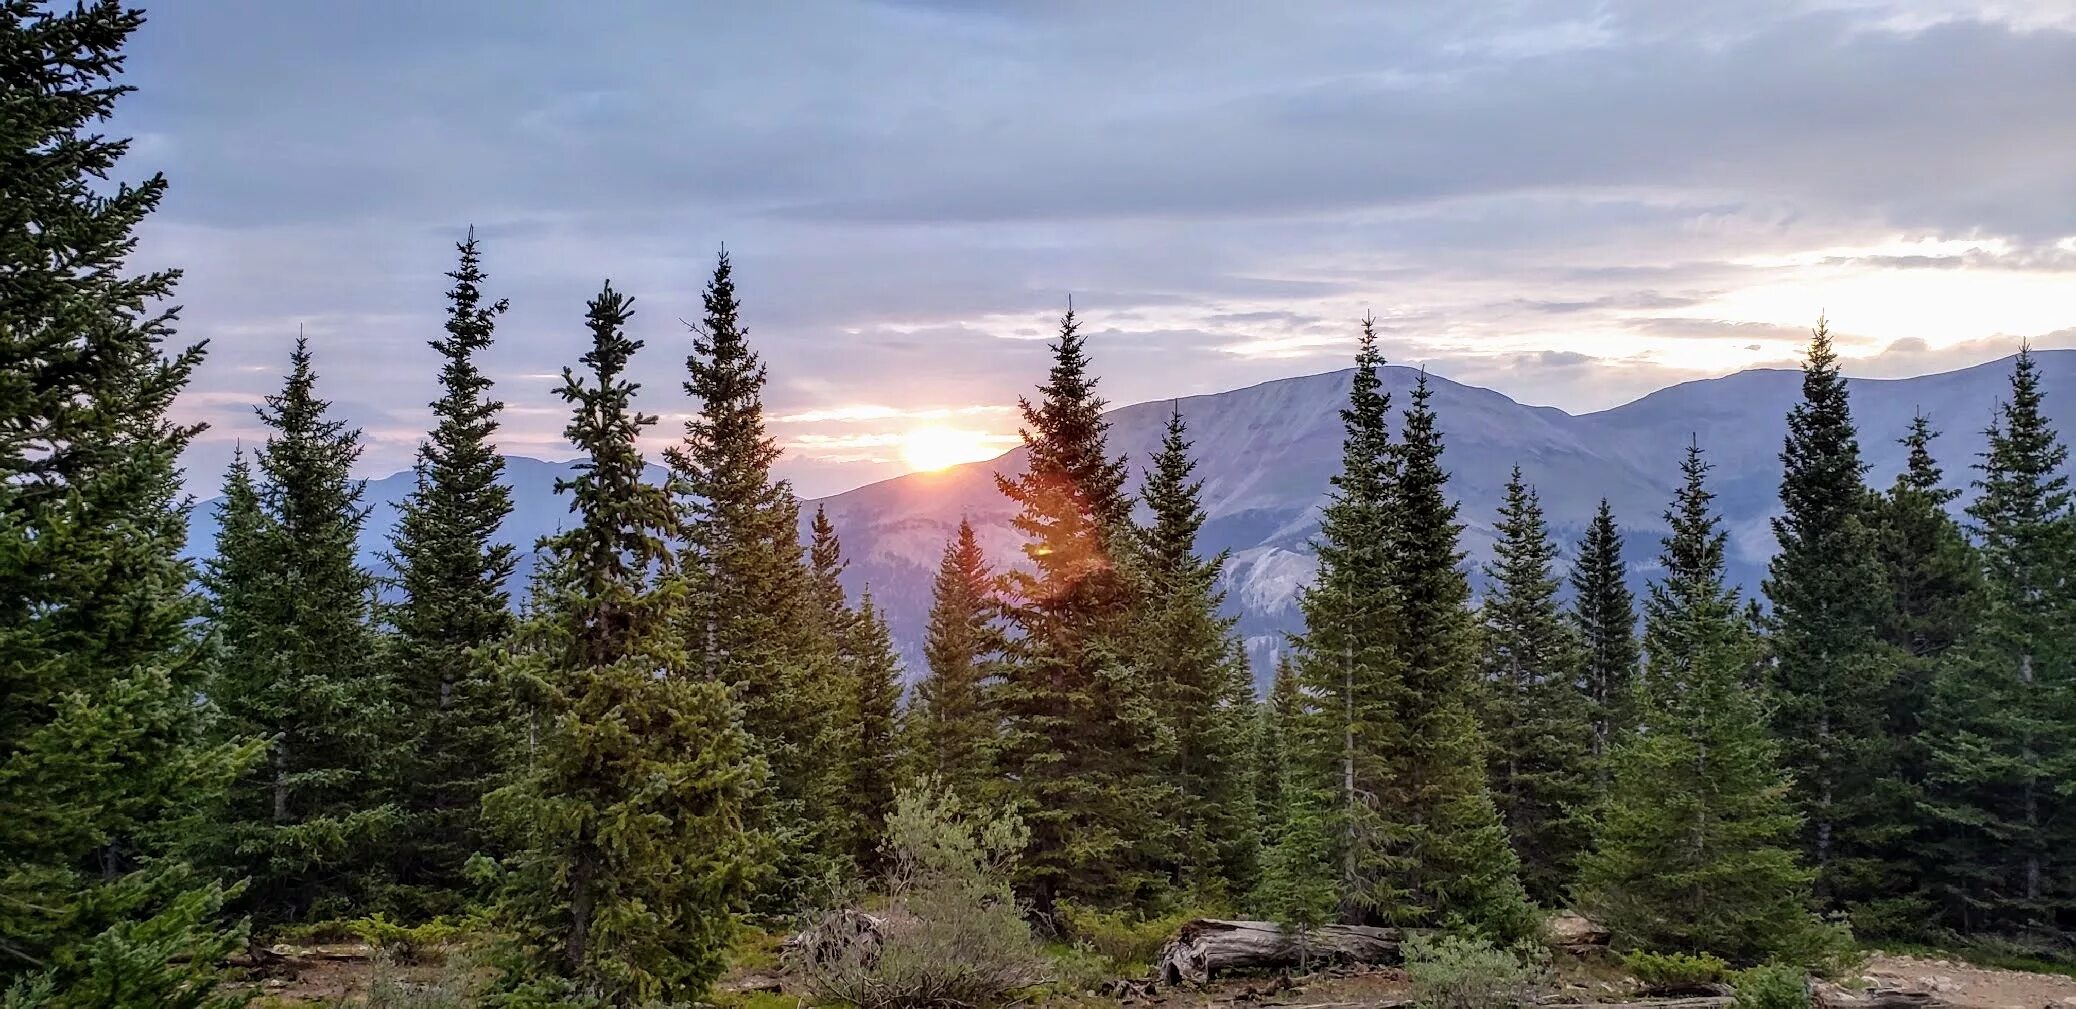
[5,4,2076,1009]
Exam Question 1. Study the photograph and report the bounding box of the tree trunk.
[1155,919,1401,985]
[567,854,595,973]
[271,740,290,824]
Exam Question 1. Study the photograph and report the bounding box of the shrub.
[1625,950,1729,987]
[346,913,470,966]
[364,946,488,1009]
[1769,915,1859,976]
[789,777,1048,1009]
[1732,964,1812,1009]
[1402,934,1547,1009]
[1055,903,1211,976]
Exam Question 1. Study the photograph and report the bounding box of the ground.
[1847,953,2076,1009]
[230,941,2076,1008]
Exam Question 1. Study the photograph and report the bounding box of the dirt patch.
[1131,967,1412,1009]
[1853,953,2076,1009]
[225,944,478,1006]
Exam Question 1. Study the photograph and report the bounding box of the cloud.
[1535,350,1598,368]
[1622,318,1819,343]
[774,404,1010,424]
[112,1,2076,496]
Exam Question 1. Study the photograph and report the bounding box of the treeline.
[7,5,2076,1009]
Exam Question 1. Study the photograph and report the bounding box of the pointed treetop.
[811,503,846,580]
[551,281,672,603]
[1329,313,1393,509]
[1898,412,1953,502]
[1141,402,1220,582]
[1664,437,1728,589]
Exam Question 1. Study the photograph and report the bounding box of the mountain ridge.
[185,350,2075,687]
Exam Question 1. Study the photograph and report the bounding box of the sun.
[900,426,1002,472]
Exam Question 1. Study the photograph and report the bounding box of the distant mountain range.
[186,351,2073,689]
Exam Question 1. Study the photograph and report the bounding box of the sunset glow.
[900,426,1006,472]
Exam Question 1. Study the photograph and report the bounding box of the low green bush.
[346,913,471,965]
[1053,903,1212,976]
[1732,963,1812,1009]
[1402,933,1547,1009]
[1624,950,1729,987]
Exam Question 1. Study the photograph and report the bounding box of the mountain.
[184,351,2072,688]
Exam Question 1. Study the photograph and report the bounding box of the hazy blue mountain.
[185,351,2073,688]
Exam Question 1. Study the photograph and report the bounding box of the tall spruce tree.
[842,593,904,873]
[1578,442,1823,963]
[1,3,257,998]
[1764,319,1895,910]
[905,519,1000,804]
[1858,416,1981,934]
[383,230,518,915]
[1381,373,1533,937]
[1479,467,1592,906]
[205,339,391,923]
[1138,404,1258,896]
[485,283,759,1006]
[1569,499,1639,796]
[993,307,1169,909]
[666,251,840,900]
[1289,317,1404,921]
[1922,348,2075,934]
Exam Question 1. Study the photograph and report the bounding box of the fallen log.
[1640,983,1735,999]
[1154,919,1403,985]
[1815,988,1952,1009]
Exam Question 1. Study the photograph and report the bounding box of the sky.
[119,0,2076,498]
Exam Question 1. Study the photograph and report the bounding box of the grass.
[729,923,787,975]
[708,989,810,1009]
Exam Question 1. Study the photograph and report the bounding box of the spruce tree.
[807,504,858,644]
[1578,442,1823,963]
[1763,319,1895,910]
[1862,416,1980,934]
[1251,789,1338,968]
[204,339,392,922]
[842,593,904,874]
[1252,656,1328,950]
[1479,467,1592,906]
[905,518,1000,804]
[485,283,760,1006]
[1874,416,1979,661]
[666,250,840,901]
[993,307,1169,908]
[1382,373,1533,937]
[1922,348,2075,934]
[1,5,257,997]
[1569,499,1639,795]
[1252,657,1302,850]
[383,230,518,915]
[1289,317,1404,921]
[1138,404,1258,897]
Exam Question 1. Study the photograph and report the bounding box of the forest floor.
[1845,953,2076,1009]
[234,940,2076,1008]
